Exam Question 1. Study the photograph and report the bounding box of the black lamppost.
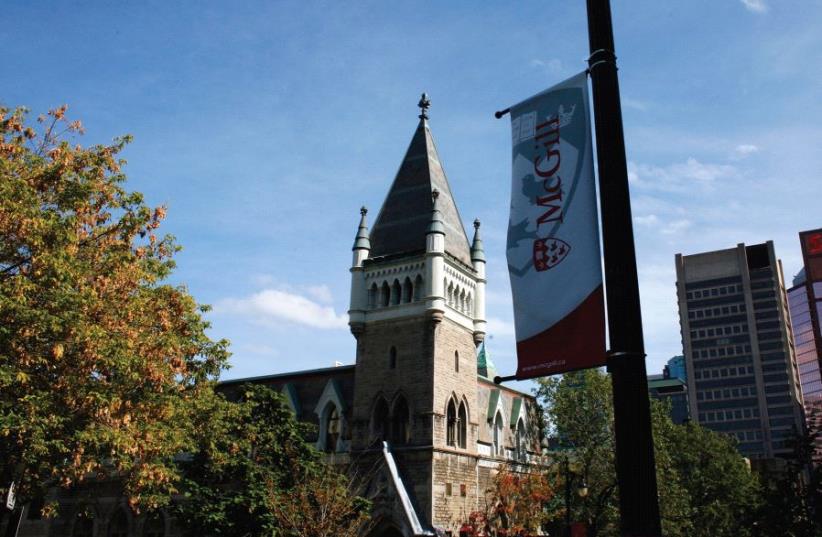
[564,457,589,537]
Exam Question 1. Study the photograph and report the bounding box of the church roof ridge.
[368,95,472,264]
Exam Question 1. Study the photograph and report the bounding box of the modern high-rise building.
[675,242,805,460]
[664,355,686,382]
[786,228,822,408]
[786,228,822,460]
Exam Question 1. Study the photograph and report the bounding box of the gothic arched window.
[368,283,378,308]
[446,399,457,447]
[515,417,527,461]
[493,411,504,457]
[324,403,341,453]
[392,396,410,445]
[380,282,390,307]
[467,293,473,315]
[459,289,466,312]
[372,398,390,441]
[108,509,128,537]
[458,401,468,449]
[454,350,459,373]
[143,512,165,537]
[414,275,423,300]
[389,346,397,369]
[391,279,401,305]
[403,277,413,303]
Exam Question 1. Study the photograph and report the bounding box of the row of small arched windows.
[371,395,410,445]
[445,279,473,315]
[369,275,424,309]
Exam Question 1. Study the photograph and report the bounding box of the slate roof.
[368,117,472,265]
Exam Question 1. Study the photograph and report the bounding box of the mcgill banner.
[506,71,606,379]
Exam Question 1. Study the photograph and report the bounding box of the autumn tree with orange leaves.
[461,465,558,537]
[0,105,229,514]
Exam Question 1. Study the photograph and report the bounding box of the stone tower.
[347,95,488,531]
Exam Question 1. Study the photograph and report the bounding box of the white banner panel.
[506,71,605,379]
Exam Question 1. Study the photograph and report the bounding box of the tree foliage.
[461,465,557,537]
[535,369,765,537]
[0,105,229,511]
[173,384,371,537]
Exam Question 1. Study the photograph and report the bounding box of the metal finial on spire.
[418,92,431,120]
[474,218,481,230]
[360,206,368,216]
[431,188,439,202]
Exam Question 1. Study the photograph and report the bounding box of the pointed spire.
[471,219,485,263]
[427,189,445,235]
[352,206,371,250]
[368,98,472,264]
[477,341,497,379]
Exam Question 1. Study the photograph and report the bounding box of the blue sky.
[4,0,821,391]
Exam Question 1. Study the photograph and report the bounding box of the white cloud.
[732,144,759,160]
[634,214,660,227]
[661,219,692,235]
[740,0,767,13]
[305,284,334,304]
[622,98,648,111]
[628,158,738,192]
[531,58,563,74]
[217,288,347,329]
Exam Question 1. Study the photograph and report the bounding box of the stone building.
[16,98,536,537]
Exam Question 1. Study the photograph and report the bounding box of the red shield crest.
[533,237,571,271]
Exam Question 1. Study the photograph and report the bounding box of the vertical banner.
[506,71,606,379]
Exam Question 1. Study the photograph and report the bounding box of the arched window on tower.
[368,283,378,309]
[515,417,527,461]
[414,275,423,301]
[391,279,401,305]
[323,403,341,453]
[467,292,473,315]
[454,350,459,372]
[108,509,128,537]
[447,282,455,307]
[380,281,390,307]
[446,399,457,447]
[389,346,397,369]
[493,411,504,457]
[372,398,390,442]
[403,277,413,303]
[392,396,410,445]
[458,401,468,449]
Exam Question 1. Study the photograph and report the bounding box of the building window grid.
[697,386,759,402]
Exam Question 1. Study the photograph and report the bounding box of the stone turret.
[348,207,370,335]
[425,190,446,322]
[471,219,487,343]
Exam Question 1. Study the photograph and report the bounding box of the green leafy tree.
[174,384,372,537]
[535,369,618,537]
[753,430,822,537]
[0,105,229,513]
[535,369,764,537]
